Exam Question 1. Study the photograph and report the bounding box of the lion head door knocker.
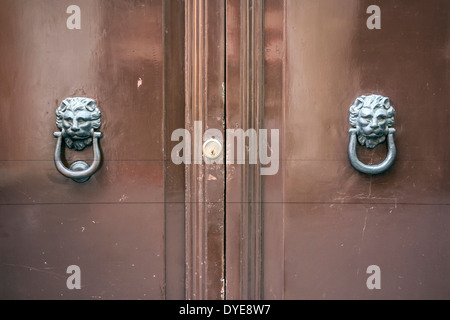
[53,97,102,182]
[348,94,396,174]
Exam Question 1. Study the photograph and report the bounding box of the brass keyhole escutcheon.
[203,138,223,160]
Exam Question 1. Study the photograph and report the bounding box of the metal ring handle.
[348,128,396,175]
[54,129,102,182]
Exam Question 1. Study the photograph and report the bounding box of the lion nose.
[71,121,80,131]
[370,118,379,128]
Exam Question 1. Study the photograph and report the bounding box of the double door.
[1,0,449,299]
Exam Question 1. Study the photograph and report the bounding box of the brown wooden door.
[225,0,450,299]
[1,0,449,301]
[0,0,187,299]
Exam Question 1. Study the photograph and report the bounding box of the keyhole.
[202,138,223,160]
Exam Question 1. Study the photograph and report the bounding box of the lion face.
[62,109,95,150]
[349,95,395,149]
[356,106,389,148]
[56,97,101,151]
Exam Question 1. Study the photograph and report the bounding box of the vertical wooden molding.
[185,0,225,300]
[163,0,186,300]
[261,0,286,299]
[185,0,206,300]
[225,0,264,300]
[240,0,264,300]
[226,0,286,300]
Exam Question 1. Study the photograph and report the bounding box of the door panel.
[1,204,165,299]
[226,0,450,299]
[284,204,450,299]
[0,0,186,299]
[266,0,449,299]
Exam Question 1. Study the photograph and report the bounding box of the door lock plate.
[203,138,223,160]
